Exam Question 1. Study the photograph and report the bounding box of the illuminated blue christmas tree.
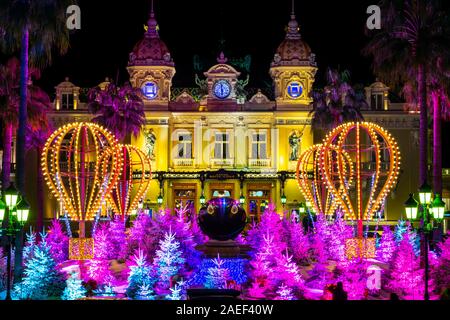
[153,230,185,288]
[165,282,185,300]
[205,255,231,289]
[23,229,37,264]
[14,234,67,300]
[126,249,156,299]
[394,220,408,243]
[62,272,87,300]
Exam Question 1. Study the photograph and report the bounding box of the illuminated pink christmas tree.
[108,216,127,260]
[431,232,450,294]
[388,232,424,299]
[376,225,396,263]
[126,213,159,261]
[337,260,368,300]
[87,223,113,285]
[246,203,287,255]
[283,218,310,264]
[327,213,353,263]
[46,219,69,265]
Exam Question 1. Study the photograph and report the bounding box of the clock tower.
[269,9,317,109]
[127,4,175,109]
[204,52,241,111]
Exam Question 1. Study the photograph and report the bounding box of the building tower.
[127,2,175,110]
[269,4,317,109]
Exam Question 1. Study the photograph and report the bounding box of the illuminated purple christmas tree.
[388,232,424,299]
[283,217,310,264]
[376,225,396,263]
[87,223,112,285]
[431,232,450,294]
[46,219,69,264]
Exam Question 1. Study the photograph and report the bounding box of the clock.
[213,80,231,99]
[287,81,304,99]
[141,81,158,100]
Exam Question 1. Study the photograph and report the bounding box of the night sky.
[6,0,450,166]
[39,0,377,91]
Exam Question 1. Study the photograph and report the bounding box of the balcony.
[249,158,271,168]
[211,158,234,168]
[173,158,194,168]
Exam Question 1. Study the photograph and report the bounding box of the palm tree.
[310,68,366,140]
[87,82,146,142]
[429,57,450,194]
[0,0,75,194]
[0,57,51,283]
[363,0,449,186]
[0,58,50,190]
[26,125,53,236]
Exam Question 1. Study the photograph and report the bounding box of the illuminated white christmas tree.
[62,271,87,300]
[205,254,230,289]
[153,230,185,288]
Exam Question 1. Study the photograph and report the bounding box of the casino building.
[14,6,437,227]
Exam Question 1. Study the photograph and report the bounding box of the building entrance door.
[247,184,272,223]
[172,183,196,221]
[209,183,235,199]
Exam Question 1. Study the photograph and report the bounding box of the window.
[176,132,192,159]
[210,184,234,199]
[214,132,230,159]
[371,93,383,110]
[61,93,74,110]
[251,132,267,159]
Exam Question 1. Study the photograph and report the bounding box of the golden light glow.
[69,238,94,260]
[345,238,376,260]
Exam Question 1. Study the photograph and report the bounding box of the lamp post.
[0,184,29,300]
[239,194,245,206]
[404,183,445,301]
[281,192,287,208]
[199,194,206,206]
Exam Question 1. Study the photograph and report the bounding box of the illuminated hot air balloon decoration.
[296,143,354,216]
[322,122,401,258]
[107,144,152,220]
[41,122,122,259]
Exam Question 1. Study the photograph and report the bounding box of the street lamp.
[299,202,306,214]
[404,193,419,220]
[418,182,432,206]
[4,184,19,209]
[404,185,445,301]
[157,193,163,206]
[0,183,29,300]
[432,194,445,220]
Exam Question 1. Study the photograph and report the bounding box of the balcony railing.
[211,158,234,167]
[249,158,271,168]
[173,158,194,167]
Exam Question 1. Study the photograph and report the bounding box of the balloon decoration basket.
[345,238,376,260]
[69,237,95,260]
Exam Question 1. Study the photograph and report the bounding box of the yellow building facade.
[21,8,422,226]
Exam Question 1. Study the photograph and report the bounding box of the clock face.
[213,80,231,99]
[141,81,158,100]
[287,81,304,99]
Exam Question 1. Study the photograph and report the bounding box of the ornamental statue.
[144,128,156,158]
[289,130,302,161]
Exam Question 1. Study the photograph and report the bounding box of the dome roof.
[271,14,316,68]
[128,10,174,67]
